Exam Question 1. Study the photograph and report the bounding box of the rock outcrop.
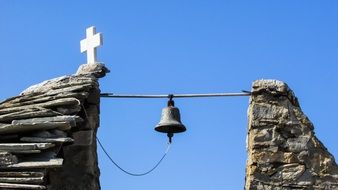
[0,63,109,190]
[246,80,338,189]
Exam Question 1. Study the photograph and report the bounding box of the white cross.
[80,26,103,64]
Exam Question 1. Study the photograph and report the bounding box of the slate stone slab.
[0,143,55,151]
[0,182,46,189]
[20,137,74,143]
[12,115,82,128]
[0,176,44,184]
[0,98,80,115]
[1,158,63,169]
[0,108,62,122]
[21,75,96,96]
[0,122,71,135]
[0,172,44,177]
[0,92,88,110]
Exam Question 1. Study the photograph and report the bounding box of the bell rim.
[154,123,186,133]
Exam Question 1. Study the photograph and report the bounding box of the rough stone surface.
[245,79,338,189]
[20,137,74,143]
[0,152,18,166]
[0,63,107,190]
[76,62,110,78]
[0,182,46,189]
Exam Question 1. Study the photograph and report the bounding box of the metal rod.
[100,92,251,98]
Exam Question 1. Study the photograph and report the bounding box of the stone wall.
[245,80,338,189]
[2,65,338,190]
[0,63,108,190]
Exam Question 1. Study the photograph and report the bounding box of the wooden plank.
[0,176,44,184]
[0,182,46,189]
[20,137,74,143]
[1,158,63,169]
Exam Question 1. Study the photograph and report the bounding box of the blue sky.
[1,1,338,189]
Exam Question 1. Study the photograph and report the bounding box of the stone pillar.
[245,80,338,189]
[48,63,109,190]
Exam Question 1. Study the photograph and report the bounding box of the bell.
[155,99,186,143]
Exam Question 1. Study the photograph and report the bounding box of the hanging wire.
[81,104,171,176]
[97,138,171,176]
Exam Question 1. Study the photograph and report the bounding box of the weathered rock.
[76,63,110,78]
[1,158,63,169]
[270,163,305,181]
[0,122,71,135]
[72,130,93,146]
[20,75,96,96]
[0,92,89,110]
[0,143,55,151]
[0,108,61,122]
[30,129,67,138]
[44,84,94,96]
[56,105,82,115]
[245,80,338,189]
[0,182,46,189]
[0,176,44,184]
[0,63,105,189]
[0,152,18,166]
[20,137,74,143]
[81,104,99,130]
[0,98,80,115]
[12,115,82,128]
[7,150,41,154]
[0,172,44,177]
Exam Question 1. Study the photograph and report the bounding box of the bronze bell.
[155,98,186,143]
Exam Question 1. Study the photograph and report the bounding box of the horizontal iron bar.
[100,92,251,98]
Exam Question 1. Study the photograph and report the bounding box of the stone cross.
[80,26,103,64]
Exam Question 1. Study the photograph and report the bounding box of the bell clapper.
[167,133,173,144]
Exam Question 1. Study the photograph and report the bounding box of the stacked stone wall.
[245,80,338,189]
[0,63,108,190]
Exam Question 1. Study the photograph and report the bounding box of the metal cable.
[100,91,251,98]
[97,137,171,176]
[80,104,171,176]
